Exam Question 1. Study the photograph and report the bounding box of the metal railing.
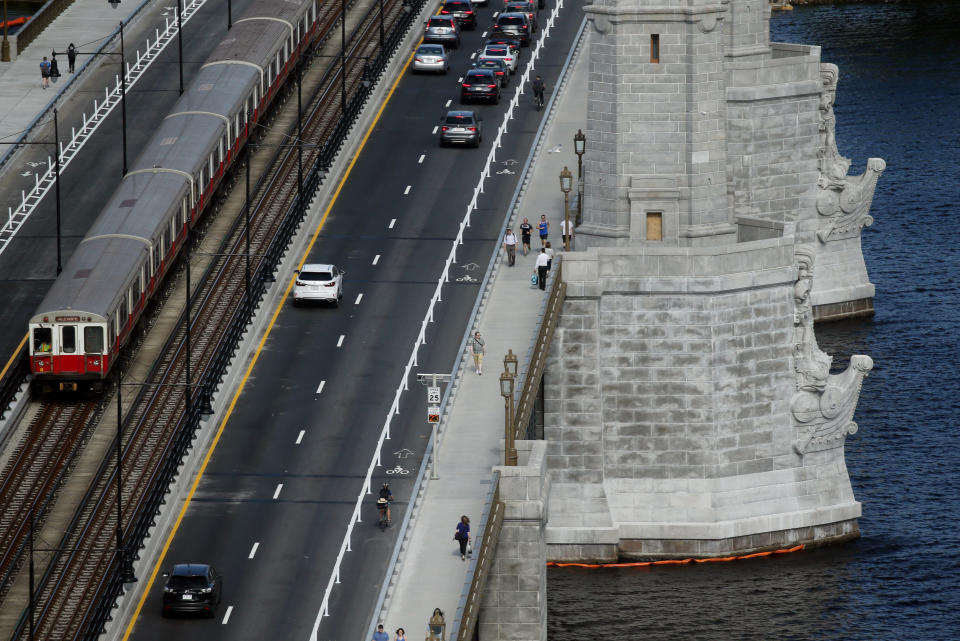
[454,472,503,641]
[513,258,564,442]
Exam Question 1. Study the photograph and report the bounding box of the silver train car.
[28,0,324,392]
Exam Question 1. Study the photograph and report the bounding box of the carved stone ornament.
[791,247,874,454]
[815,63,886,243]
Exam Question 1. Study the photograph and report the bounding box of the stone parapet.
[479,441,550,641]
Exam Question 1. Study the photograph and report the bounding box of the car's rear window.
[498,16,526,25]
[445,114,475,125]
[300,271,332,281]
[485,47,508,56]
[419,45,444,54]
[446,1,471,8]
[428,18,453,27]
[169,575,208,590]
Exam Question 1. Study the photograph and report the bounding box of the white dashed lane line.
[372,254,380,265]
[404,185,411,195]
[418,154,425,164]
[389,218,396,229]
[470,52,476,59]
[248,542,259,559]
[337,335,345,348]
[457,76,463,82]
[355,293,363,305]
[445,99,451,107]
[273,484,283,500]
[481,31,487,37]
[316,380,325,394]
[222,606,234,625]
[432,126,438,134]
[296,429,305,444]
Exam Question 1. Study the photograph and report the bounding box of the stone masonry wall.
[479,441,549,641]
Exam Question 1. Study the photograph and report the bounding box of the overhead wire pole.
[177,0,184,95]
[340,0,347,114]
[119,21,127,175]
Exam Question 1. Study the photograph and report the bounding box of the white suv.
[293,264,344,306]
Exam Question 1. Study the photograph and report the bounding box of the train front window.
[61,326,76,354]
[84,326,104,354]
[33,327,52,353]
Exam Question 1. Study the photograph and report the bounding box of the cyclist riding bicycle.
[532,74,545,108]
[377,482,393,526]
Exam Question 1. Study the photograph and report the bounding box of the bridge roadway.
[118,1,585,639]
[0,0,255,372]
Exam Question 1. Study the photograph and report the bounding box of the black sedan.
[161,563,222,617]
[440,0,477,30]
[460,69,501,104]
[473,58,509,86]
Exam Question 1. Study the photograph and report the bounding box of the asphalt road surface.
[119,1,586,639]
[0,0,255,373]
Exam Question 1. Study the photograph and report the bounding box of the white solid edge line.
[248,542,260,559]
[222,605,234,625]
[316,380,325,394]
[296,429,305,444]
[373,254,380,265]
[355,293,363,305]
[273,484,283,500]
[337,335,345,347]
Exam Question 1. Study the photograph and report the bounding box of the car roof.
[172,563,211,576]
[301,263,335,272]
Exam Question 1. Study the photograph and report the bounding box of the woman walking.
[394,627,407,641]
[454,515,471,560]
[469,332,485,375]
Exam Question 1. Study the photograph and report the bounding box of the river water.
[547,3,960,638]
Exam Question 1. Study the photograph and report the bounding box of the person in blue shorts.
[537,214,549,248]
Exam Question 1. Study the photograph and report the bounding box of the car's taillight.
[462,83,470,87]
[468,127,477,132]
[488,84,497,88]
[442,126,449,131]
[296,280,305,286]
[324,282,336,287]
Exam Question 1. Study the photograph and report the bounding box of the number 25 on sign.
[427,386,441,404]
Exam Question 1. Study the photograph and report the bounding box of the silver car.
[439,110,483,147]
[413,44,450,74]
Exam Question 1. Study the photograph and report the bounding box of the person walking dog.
[454,515,471,560]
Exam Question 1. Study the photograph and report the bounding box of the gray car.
[440,110,483,147]
[413,44,450,73]
[423,15,461,49]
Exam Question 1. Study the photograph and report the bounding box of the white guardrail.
[308,0,565,638]
[0,0,209,257]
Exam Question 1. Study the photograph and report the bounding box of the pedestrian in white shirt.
[535,249,550,290]
[503,229,518,266]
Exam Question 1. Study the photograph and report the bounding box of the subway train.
[28,0,324,393]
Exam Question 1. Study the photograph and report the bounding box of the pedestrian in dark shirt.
[67,43,77,73]
[454,515,471,560]
[537,214,549,248]
[39,57,51,89]
[519,217,532,255]
[49,54,60,80]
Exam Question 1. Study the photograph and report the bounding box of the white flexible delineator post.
[0,0,209,257]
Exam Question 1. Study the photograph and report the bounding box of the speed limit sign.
[428,386,441,404]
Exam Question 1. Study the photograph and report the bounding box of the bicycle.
[534,90,544,111]
[377,498,391,530]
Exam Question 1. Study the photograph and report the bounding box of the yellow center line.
[0,333,28,381]
[121,43,422,640]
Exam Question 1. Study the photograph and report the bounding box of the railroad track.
[5,0,422,638]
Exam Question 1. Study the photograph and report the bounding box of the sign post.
[418,373,451,480]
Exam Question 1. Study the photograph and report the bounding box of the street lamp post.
[177,0,183,94]
[113,371,137,586]
[0,109,63,275]
[2,0,10,62]
[573,129,585,226]
[500,366,517,466]
[559,166,573,251]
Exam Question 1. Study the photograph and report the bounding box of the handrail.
[513,258,564,441]
[454,472,503,641]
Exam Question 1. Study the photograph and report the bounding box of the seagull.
[547,143,562,153]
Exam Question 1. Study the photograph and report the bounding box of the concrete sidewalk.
[375,31,588,641]
[0,0,154,144]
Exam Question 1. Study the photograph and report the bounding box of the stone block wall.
[544,238,864,561]
[479,441,549,641]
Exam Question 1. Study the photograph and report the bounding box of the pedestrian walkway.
[0,0,151,145]
[375,32,588,640]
